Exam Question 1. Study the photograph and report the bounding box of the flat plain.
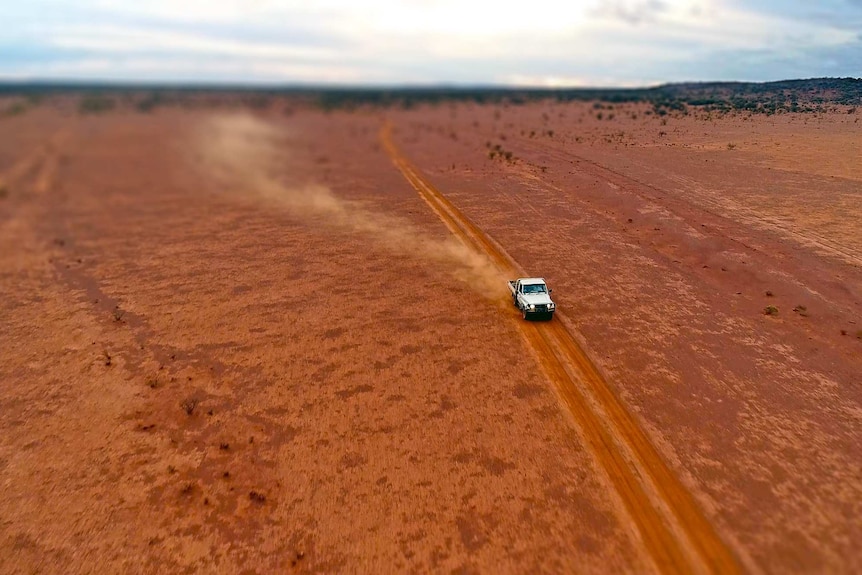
[1,94,859,573]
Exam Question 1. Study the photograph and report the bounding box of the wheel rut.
[517,137,862,267]
[381,124,740,575]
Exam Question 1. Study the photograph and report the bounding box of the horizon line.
[1,76,860,93]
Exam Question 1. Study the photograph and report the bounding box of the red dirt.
[1,98,860,574]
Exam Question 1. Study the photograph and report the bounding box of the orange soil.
[1,98,860,574]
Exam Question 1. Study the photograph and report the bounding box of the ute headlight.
[529,304,536,310]
[548,303,555,309]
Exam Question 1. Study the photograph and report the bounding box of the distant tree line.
[1,77,859,115]
[310,78,862,113]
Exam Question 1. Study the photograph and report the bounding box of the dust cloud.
[196,113,507,300]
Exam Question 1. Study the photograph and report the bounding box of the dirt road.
[384,100,862,573]
[382,125,739,574]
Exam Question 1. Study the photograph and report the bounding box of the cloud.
[673,37,862,82]
[592,0,669,25]
[45,24,341,61]
[1,0,860,85]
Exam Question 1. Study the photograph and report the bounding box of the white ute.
[507,278,556,320]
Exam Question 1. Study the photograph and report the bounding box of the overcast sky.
[1,0,860,86]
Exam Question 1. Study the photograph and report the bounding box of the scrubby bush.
[79,94,115,114]
[2,102,27,117]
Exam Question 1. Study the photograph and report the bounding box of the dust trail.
[195,113,507,300]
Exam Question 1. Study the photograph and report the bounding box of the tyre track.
[0,147,47,188]
[0,132,66,228]
[516,137,862,267]
[381,125,740,574]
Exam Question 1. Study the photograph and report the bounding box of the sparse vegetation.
[181,397,199,415]
[78,94,115,114]
[290,551,306,567]
[1,76,861,573]
[136,92,166,113]
[485,142,517,163]
[2,102,27,117]
[727,143,737,150]
[0,77,858,115]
